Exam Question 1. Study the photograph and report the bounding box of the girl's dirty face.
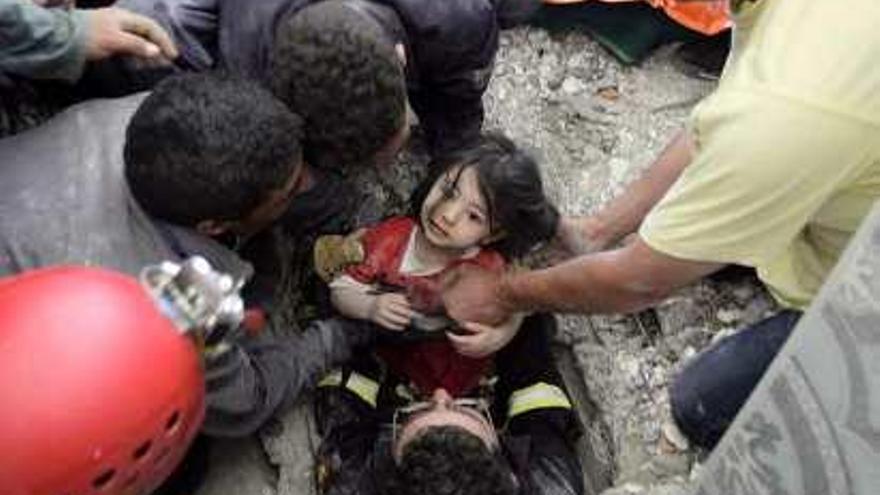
[419,166,492,250]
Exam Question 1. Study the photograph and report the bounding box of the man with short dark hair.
[267,0,408,171]
[388,402,518,495]
[313,314,584,495]
[0,72,373,438]
[123,73,309,242]
[84,0,534,244]
[0,72,303,279]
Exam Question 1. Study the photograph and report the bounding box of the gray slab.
[692,203,880,495]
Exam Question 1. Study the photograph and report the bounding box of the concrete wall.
[693,203,880,495]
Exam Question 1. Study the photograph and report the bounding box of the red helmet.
[0,266,205,495]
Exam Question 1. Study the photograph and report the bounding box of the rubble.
[198,25,776,495]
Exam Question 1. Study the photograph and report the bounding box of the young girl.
[329,133,559,397]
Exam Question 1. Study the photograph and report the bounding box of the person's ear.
[195,219,236,237]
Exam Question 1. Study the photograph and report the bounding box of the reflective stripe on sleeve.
[508,382,572,418]
[317,369,380,408]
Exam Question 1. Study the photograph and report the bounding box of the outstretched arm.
[558,129,696,254]
[502,237,723,315]
[443,237,723,328]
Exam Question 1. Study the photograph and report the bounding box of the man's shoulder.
[70,92,149,128]
[0,92,180,277]
[0,93,147,190]
[720,0,880,121]
[1,92,146,148]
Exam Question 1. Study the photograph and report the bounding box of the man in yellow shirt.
[441,0,880,452]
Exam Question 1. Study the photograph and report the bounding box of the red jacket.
[346,217,504,396]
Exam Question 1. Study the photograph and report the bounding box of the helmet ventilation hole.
[165,410,181,435]
[133,440,153,461]
[92,469,116,491]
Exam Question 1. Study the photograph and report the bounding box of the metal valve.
[140,256,245,342]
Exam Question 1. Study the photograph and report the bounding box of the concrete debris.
[197,25,773,495]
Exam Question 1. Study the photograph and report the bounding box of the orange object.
[543,0,731,35]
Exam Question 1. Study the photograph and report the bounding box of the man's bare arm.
[562,129,696,253]
[442,236,723,326]
[504,237,723,315]
[330,275,415,331]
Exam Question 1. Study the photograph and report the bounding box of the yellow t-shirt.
[640,0,880,310]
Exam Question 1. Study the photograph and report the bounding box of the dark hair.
[270,0,406,172]
[410,133,559,258]
[386,426,517,495]
[124,73,304,226]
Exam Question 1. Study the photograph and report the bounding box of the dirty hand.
[441,265,513,326]
[314,229,366,283]
[369,293,415,331]
[447,313,525,358]
[84,8,178,61]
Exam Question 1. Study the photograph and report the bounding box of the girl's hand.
[446,313,525,358]
[369,293,415,331]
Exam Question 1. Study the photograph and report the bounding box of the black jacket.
[115,0,499,154]
[314,314,585,495]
